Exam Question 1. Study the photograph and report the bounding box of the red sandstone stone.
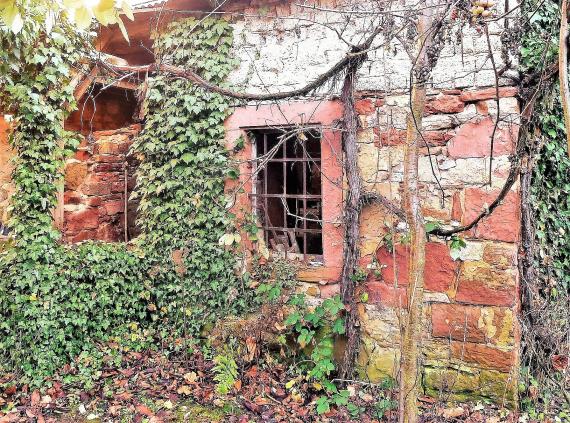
[447,118,515,158]
[375,128,406,146]
[69,230,96,243]
[320,283,340,299]
[475,100,489,115]
[74,150,90,161]
[431,303,486,343]
[462,188,520,242]
[459,87,518,102]
[423,131,454,146]
[451,191,462,221]
[96,222,122,242]
[364,281,408,308]
[450,341,515,372]
[426,95,465,114]
[82,182,112,196]
[102,200,124,215]
[65,208,98,231]
[376,242,457,292]
[355,99,376,115]
[64,191,82,205]
[85,197,103,207]
[93,154,124,163]
[455,276,515,307]
[93,163,123,172]
[442,89,462,95]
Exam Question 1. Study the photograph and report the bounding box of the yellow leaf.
[74,6,92,30]
[29,294,37,301]
[163,400,173,410]
[121,0,134,21]
[285,379,296,389]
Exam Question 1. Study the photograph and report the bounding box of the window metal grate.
[251,128,323,262]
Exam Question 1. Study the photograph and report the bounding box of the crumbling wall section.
[63,125,140,243]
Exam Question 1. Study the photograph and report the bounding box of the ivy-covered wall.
[0,16,252,386]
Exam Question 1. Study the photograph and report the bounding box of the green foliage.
[132,17,246,337]
[0,16,250,386]
[284,293,347,414]
[250,256,297,303]
[519,0,570,417]
[212,353,238,395]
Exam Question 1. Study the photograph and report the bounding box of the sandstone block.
[462,188,520,242]
[455,261,516,306]
[376,242,457,293]
[459,87,518,102]
[426,94,465,114]
[64,160,88,190]
[355,99,375,115]
[450,341,515,372]
[447,118,515,159]
[65,208,98,231]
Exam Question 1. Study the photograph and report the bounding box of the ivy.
[0,15,252,386]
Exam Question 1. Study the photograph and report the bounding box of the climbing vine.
[519,0,570,416]
[0,14,252,386]
[132,17,248,336]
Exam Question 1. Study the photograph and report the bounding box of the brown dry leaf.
[552,354,569,371]
[245,337,257,362]
[177,385,192,396]
[234,379,242,392]
[442,406,465,418]
[136,404,154,416]
[183,372,197,383]
[274,322,286,331]
[3,386,16,396]
[30,390,40,406]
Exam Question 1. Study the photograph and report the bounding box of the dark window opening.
[252,128,323,261]
[65,85,138,134]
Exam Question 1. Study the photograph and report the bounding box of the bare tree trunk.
[559,0,570,158]
[398,7,436,423]
[339,61,363,379]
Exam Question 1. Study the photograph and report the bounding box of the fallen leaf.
[183,371,197,383]
[442,406,465,419]
[163,400,174,410]
[177,385,192,396]
[30,390,40,406]
[136,404,154,416]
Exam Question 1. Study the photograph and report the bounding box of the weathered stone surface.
[426,94,465,114]
[64,160,88,190]
[482,242,517,269]
[450,341,515,372]
[455,261,516,306]
[448,118,515,158]
[462,188,520,242]
[65,208,98,231]
[423,366,516,405]
[376,242,457,293]
[451,191,462,221]
[359,304,400,346]
[358,338,399,382]
[459,87,518,102]
[364,281,408,308]
[432,303,486,343]
[355,99,376,115]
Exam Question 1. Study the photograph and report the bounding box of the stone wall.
[62,125,140,243]
[0,115,14,227]
[227,0,518,95]
[354,87,520,404]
